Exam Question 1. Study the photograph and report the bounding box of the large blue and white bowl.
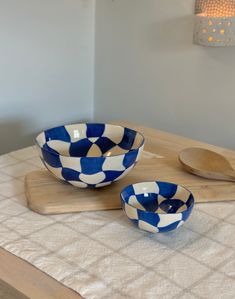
[36,123,145,188]
[120,181,194,233]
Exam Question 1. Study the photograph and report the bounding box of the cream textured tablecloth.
[0,146,235,299]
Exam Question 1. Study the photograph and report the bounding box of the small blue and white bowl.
[36,123,145,188]
[120,181,194,233]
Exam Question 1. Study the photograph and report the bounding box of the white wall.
[2,0,235,154]
[0,0,95,154]
[94,0,235,149]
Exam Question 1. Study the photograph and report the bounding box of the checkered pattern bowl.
[36,123,145,188]
[120,181,194,233]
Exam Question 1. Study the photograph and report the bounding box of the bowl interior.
[36,123,144,158]
[121,182,194,214]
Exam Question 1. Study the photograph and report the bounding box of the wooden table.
[0,247,82,299]
[1,121,235,299]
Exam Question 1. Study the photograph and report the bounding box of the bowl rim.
[36,122,145,159]
[120,181,195,215]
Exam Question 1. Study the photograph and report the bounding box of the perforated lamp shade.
[194,0,235,46]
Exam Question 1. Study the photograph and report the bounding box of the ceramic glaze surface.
[36,123,145,188]
[120,181,194,233]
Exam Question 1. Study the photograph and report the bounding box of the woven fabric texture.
[0,147,235,298]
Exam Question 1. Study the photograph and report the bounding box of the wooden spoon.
[179,147,235,182]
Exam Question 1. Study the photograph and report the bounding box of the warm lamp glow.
[194,0,235,46]
[196,0,235,17]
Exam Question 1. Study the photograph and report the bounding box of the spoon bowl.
[179,147,235,182]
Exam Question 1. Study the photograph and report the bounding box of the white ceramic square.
[60,156,81,172]
[30,223,79,251]
[90,221,143,250]
[138,220,159,233]
[102,155,125,171]
[102,124,124,144]
[87,252,145,289]
[65,124,87,142]
[156,252,210,288]
[123,204,138,221]
[58,237,112,268]
[133,182,159,195]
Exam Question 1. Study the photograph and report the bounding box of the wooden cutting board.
[25,121,235,215]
